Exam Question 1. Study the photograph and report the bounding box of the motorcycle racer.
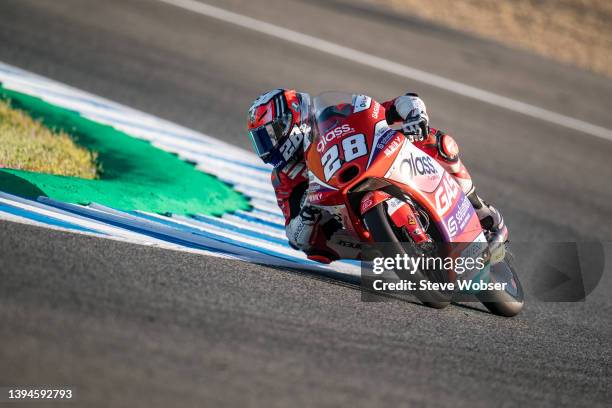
[247,89,506,264]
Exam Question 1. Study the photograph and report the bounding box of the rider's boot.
[467,191,508,242]
[306,224,340,264]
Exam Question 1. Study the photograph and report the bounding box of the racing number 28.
[322,134,367,181]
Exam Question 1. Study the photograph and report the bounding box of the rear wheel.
[362,201,450,309]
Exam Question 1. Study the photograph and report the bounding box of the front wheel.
[362,202,451,309]
[476,249,524,317]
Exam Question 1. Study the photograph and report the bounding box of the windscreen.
[309,92,356,144]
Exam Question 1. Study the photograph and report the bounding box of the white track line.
[157,0,612,143]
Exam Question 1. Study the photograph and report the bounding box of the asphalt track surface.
[0,0,611,406]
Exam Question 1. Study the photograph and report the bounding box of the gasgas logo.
[317,124,355,152]
[435,172,460,215]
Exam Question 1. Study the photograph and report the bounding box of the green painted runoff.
[0,84,250,216]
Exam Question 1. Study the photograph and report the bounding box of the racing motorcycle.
[303,92,523,317]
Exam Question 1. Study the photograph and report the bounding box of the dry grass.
[371,0,612,77]
[0,100,98,179]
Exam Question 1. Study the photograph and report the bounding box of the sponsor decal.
[308,192,324,202]
[445,195,474,238]
[447,216,458,237]
[366,121,397,169]
[316,123,355,152]
[401,153,438,178]
[360,195,374,215]
[338,240,361,249]
[377,128,398,149]
[353,95,372,113]
[434,172,460,215]
[383,137,402,157]
[381,129,396,141]
[455,195,472,227]
[360,191,391,214]
[371,101,381,119]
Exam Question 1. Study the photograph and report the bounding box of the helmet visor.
[249,125,277,161]
[248,112,293,162]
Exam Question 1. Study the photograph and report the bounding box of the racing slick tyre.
[476,249,524,317]
[363,201,451,309]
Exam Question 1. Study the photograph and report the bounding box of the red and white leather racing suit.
[271,98,476,263]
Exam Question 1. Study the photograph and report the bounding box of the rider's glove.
[394,93,429,141]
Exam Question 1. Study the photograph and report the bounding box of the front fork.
[360,191,430,244]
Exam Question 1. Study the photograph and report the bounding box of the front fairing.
[305,92,389,188]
